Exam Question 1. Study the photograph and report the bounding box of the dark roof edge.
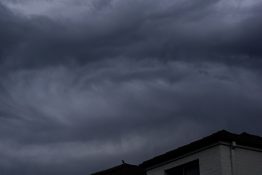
[91,163,141,175]
[140,130,262,169]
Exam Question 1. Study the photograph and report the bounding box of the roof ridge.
[91,163,140,175]
[140,130,262,169]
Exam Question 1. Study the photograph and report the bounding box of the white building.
[140,130,262,175]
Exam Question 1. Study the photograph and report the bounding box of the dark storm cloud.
[0,0,262,68]
[0,0,262,174]
[1,60,262,174]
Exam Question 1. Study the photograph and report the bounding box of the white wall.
[146,145,223,175]
[234,147,262,175]
[219,144,232,175]
[146,144,262,175]
[220,144,262,175]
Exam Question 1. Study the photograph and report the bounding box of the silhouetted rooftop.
[91,163,145,175]
[140,130,262,169]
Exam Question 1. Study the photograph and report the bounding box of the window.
[165,160,200,175]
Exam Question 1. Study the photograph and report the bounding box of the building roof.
[140,130,262,169]
[91,163,145,175]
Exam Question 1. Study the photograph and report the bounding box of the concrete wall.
[146,145,223,175]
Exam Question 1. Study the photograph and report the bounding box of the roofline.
[91,163,141,175]
[140,130,262,169]
[144,140,262,171]
[143,142,221,171]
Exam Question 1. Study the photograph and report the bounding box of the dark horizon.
[0,0,262,174]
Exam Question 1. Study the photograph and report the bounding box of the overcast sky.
[0,0,262,174]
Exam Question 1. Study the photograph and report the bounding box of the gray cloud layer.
[0,0,262,174]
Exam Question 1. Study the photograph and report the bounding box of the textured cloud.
[1,60,262,174]
[0,0,262,68]
[0,0,262,174]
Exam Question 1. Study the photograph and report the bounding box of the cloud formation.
[1,0,262,68]
[0,0,262,174]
